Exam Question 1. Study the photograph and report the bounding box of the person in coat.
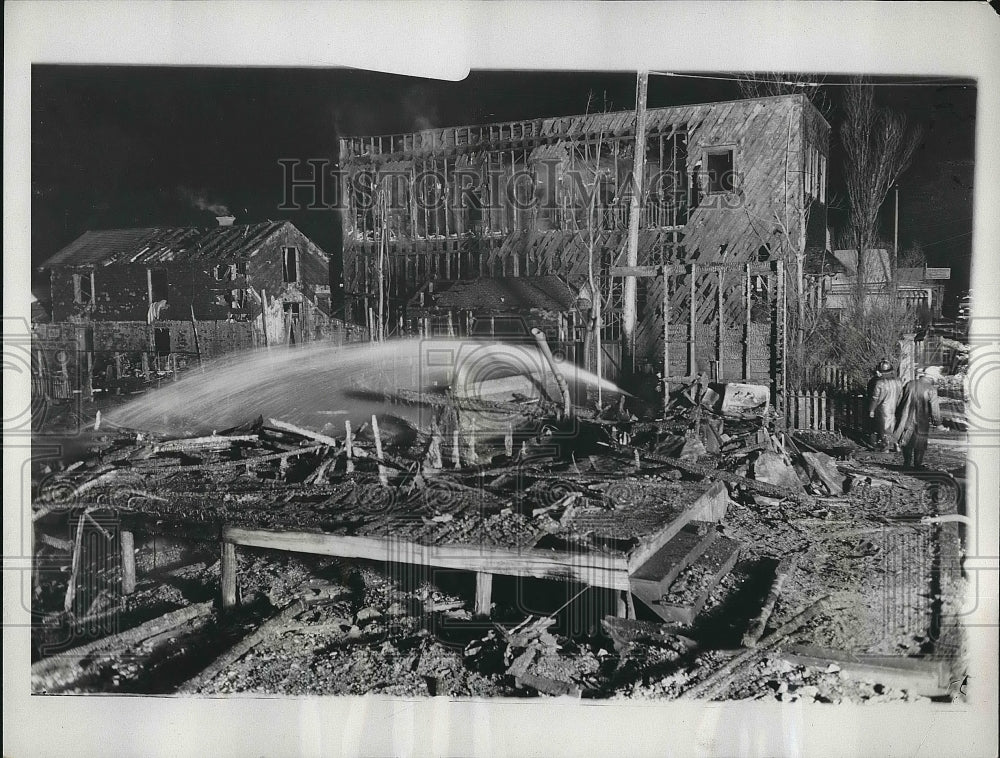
[892,369,942,469]
[867,360,903,451]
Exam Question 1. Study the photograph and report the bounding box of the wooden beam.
[716,268,725,380]
[622,70,649,378]
[610,265,660,278]
[625,481,731,572]
[32,601,215,694]
[777,645,951,697]
[120,530,136,595]
[474,572,494,618]
[223,526,630,591]
[741,556,796,647]
[63,512,86,613]
[663,265,670,408]
[688,263,697,375]
[266,418,339,447]
[744,263,752,379]
[221,540,238,610]
[681,595,830,700]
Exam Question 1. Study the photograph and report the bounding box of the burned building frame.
[340,93,830,399]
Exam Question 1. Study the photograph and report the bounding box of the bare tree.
[898,240,928,269]
[840,78,922,284]
[737,72,831,117]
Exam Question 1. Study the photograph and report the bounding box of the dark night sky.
[31,66,976,306]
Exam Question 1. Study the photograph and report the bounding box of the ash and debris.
[30,376,968,701]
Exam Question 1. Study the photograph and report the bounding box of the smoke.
[178,186,230,217]
[401,85,440,132]
[332,85,442,137]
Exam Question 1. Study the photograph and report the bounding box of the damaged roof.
[40,221,316,268]
[411,276,578,313]
[804,248,851,276]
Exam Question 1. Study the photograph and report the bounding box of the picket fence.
[785,389,868,434]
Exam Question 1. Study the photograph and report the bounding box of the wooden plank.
[32,601,215,693]
[610,265,661,278]
[223,526,630,591]
[153,434,259,453]
[662,264,670,407]
[178,588,344,694]
[221,541,238,610]
[474,572,494,618]
[63,513,86,613]
[688,263,697,374]
[716,269,724,380]
[266,418,339,447]
[680,595,830,700]
[120,530,136,595]
[741,556,796,647]
[625,481,730,572]
[778,645,951,696]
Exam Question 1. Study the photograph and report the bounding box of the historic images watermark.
[276,158,745,215]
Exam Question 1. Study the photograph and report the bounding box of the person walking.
[892,368,942,469]
[867,360,903,451]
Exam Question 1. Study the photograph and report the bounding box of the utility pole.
[622,70,648,378]
[893,184,900,273]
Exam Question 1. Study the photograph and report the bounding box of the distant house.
[805,248,950,318]
[34,219,364,398]
[40,219,335,337]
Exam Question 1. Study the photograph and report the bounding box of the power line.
[649,71,970,87]
[921,230,973,247]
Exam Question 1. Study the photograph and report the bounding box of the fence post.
[819,391,827,431]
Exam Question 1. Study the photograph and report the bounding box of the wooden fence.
[785,389,868,435]
[803,363,855,392]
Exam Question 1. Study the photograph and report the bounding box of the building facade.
[35,220,364,400]
[340,94,830,387]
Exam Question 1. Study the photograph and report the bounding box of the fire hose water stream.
[105,337,625,437]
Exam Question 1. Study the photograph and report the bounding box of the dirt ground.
[30,431,968,702]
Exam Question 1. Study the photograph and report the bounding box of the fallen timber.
[393,388,556,418]
[638,449,817,505]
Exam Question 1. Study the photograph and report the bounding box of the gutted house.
[340,93,830,396]
[35,220,363,398]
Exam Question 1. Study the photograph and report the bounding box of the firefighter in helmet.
[867,359,903,451]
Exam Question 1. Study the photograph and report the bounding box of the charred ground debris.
[29,91,969,701]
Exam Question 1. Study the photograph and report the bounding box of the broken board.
[629,524,718,613]
[640,535,741,624]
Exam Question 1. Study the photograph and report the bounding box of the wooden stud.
[466,418,479,465]
[371,414,388,486]
[221,540,238,610]
[662,264,670,408]
[474,572,493,618]
[744,263,752,379]
[63,512,87,613]
[427,418,443,470]
[120,530,136,595]
[688,262,697,375]
[717,268,725,380]
[344,419,355,473]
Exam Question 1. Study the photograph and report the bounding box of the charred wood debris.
[31,376,963,701]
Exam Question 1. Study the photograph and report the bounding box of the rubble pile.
[29,375,966,701]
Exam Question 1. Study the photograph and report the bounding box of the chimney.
[216,215,236,227]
